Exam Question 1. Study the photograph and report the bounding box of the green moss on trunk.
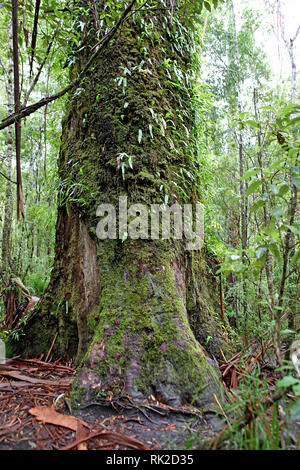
[17,3,233,408]
[73,239,221,406]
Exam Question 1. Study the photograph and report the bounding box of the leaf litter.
[0,356,216,450]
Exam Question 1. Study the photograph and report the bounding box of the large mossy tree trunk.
[20,1,232,408]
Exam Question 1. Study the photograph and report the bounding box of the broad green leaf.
[288,225,300,235]
[278,184,290,197]
[204,1,212,12]
[247,179,263,195]
[280,329,295,335]
[290,248,300,265]
[291,166,300,175]
[291,175,300,190]
[292,385,300,397]
[238,111,248,120]
[289,116,300,126]
[271,206,284,218]
[251,199,265,212]
[246,119,260,128]
[277,376,299,388]
[241,168,260,180]
[256,247,267,259]
[268,243,281,261]
[269,184,279,195]
[269,160,284,171]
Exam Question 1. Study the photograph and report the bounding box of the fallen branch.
[60,428,149,451]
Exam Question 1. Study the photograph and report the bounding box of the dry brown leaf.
[29,406,90,432]
[76,421,88,450]
[0,369,72,386]
[24,296,40,314]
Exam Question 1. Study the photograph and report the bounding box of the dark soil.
[0,357,223,450]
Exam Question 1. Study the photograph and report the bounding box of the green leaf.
[256,247,267,259]
[238,111,248,120]
[269,160,284,171]
[277,376,299,388]
[288,225,300,235]
[278,184,290,197]
[204,1,212,12]
[251,199,265,212]
[268,243,281,261]
[246,119,260,128]
[280,329,295,335]
[289,398,300,420]
[271,206,284,219]
[292,384,300,396]
[122,231,128,242]
[289,116,300,126]
[241,168,260,180]
[291,175,300,190]
[291,166,300,176]
[269,184,279,195]
[290,248,300,265]
[247,179,263,195]
[149,124,153,139]
[138,129,143,144]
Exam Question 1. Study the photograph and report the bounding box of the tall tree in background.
[275,0,300,101]
[230,0,248,335]
[1,22,14,270]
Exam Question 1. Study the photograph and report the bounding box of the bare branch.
[0,170,16,184]
[29,0,41,76]
[11,0,24,220]
[0,0,138,132]
[291,24,300,43]
[22,23,61,107]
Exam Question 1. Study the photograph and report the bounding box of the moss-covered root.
[72,239,222,409]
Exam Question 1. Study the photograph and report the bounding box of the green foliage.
[0,0,299,450]
[0,306,34,343]
[117,152,135,180]
[220,103,300,277]
[276,342,300,421]
[221,365,282,450]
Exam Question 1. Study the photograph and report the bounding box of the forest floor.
[0,357,223,450]
[1,349,298,450]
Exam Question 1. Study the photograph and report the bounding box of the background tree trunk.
[1,22,14,271]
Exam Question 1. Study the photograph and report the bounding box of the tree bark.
[1,22,14,271]
[231,0,248,338]
[253,88,274,311]
[18,1,232,408]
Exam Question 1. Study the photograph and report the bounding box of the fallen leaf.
[76,421,88,450]
[0,370,72,386]
[29,406,90,432]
